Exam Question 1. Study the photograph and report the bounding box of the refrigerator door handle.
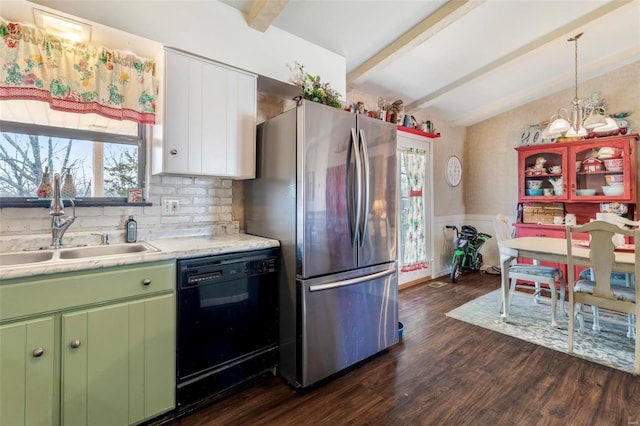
[358,129,370,247]
[348,127,362,247]
[308,267,396,292]
[346,128,356,246]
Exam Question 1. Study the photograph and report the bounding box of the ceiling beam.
[244,0,289,32]
[346,0,484,87]
[406,0,633,113]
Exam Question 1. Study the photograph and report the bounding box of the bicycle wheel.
[450,255,463,283]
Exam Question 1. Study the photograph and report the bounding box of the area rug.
[446,289,636,374]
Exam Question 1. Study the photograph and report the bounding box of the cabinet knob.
[143,278,151,286]
[70,339,81,349]
[170,149,178,155]
[32,347,45,357]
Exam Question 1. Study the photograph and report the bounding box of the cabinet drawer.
[0,261,175,322]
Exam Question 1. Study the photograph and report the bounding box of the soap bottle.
[125,215,137,243]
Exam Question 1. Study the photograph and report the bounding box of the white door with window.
[397,131,433,288]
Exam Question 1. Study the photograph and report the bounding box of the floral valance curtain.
[401,148,428,272]
[0,19,156,124]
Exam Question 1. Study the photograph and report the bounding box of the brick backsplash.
[0,174,239,244]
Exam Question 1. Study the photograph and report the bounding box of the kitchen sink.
[58,242,159,259]
[0,251,54,266]
[0,242,160,267]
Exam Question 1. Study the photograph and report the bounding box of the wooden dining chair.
[494,214,566,327]
[566,220,639,374]
[578,216,639,338]
[578,268,636,338]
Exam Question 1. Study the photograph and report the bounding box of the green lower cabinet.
[1,260,176,426]
[0,316,56,426]
[61,293,175,426]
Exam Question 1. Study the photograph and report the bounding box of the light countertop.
[0,233,280,280]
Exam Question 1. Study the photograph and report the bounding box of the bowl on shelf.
[526,189,544,196]
[604,174,624,185]
[576,189,596,196]
[601,185,624,196]
[597,147,623,159]
[603,158,623,171]
[526,180,543,189]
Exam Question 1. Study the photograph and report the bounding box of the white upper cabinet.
[152,48,257,178]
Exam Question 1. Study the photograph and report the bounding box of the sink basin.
[0,242,160,268]
[58,242,159,260]
[0,251,54,266]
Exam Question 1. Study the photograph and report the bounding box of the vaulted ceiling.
[2,0,639,129]
[220,0,640,126]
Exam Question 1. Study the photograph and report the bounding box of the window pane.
[104,143,139,197]
[0,131,138,198]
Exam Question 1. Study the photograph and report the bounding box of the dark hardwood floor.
[166,272,639,425]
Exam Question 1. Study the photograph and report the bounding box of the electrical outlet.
[163,199,180,215]
[162,200,171,215]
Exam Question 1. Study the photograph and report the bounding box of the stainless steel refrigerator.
[245,100,398,388]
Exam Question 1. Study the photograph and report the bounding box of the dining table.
[497,236,636,321]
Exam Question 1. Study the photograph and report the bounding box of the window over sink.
[0,100,148,207]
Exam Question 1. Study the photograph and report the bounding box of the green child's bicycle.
[445,225,492,283]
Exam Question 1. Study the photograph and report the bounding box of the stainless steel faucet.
[50,173,76,248]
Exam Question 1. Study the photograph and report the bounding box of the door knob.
[70,339,81,349]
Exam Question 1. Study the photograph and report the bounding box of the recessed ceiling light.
[33,9,91,43]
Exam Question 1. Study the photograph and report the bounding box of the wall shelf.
[397,125,440,138]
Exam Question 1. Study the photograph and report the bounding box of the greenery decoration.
[289,62,343,108]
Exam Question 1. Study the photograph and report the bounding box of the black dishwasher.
[176,248,279,412]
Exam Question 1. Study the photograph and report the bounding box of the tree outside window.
[0,121,144,201]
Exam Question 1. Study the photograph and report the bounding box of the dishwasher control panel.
[178,248,279,289]
[247,256,278,275]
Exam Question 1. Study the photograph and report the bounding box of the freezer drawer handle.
[308,268,396,292]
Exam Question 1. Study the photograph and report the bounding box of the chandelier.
[542,32,610,139]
